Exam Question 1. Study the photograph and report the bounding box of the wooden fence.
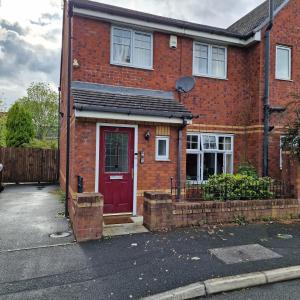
[0,148,59,183]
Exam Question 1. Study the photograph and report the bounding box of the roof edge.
[71,0,260,45]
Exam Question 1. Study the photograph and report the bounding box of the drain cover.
[277,234,293,240]
[50,232,71,238]
[37,186,45,190]
[209,244,282,264]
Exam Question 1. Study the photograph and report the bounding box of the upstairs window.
[193,42,227,79]
[276,45,291,80]
[111,26,153,69]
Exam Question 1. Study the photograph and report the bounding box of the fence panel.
[0,148,58,183]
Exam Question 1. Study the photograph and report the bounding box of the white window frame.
[186,133,234,182]
[110,25,153,70]
[280,135,286,170]
[156,136,170,161]
[275,45,291,81]
[193,42,227,79]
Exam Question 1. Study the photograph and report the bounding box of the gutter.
[74,104,193,120]
[72,7,261,47]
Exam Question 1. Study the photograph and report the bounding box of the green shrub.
[23,138,58,149]
[203,173,274,201]
[237,163,258,178]
[6,102,34,147]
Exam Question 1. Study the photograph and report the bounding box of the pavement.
[0,184,74,251]
[206,279,300,300]
[2,218,300,299]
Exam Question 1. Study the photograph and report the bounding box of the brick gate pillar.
[143,192,173,231]
[71,193,104,242]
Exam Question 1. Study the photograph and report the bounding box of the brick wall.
[143,192,300,231]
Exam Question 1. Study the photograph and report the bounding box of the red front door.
[99,127,134,214]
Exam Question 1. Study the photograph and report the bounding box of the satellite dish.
[176,76,195,93]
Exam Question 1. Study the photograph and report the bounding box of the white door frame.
[95,123,138,216]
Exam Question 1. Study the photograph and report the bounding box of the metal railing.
[170,177,294,202]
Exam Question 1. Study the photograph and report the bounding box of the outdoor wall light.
[73,58,80,69]
[144,130,151,141]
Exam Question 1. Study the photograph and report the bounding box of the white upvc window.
[186,133,234,182]
[280,136,286,170]
[156,136,169,161]
[193,42,227,79]
[111,26,153,69]
[276,45,291,80]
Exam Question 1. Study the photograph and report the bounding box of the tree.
[6,102,34,147]
[281,94,300,160]
[0,100,7,147]
[18,82,58,140]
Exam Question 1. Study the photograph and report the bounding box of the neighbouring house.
[59,0,300,228]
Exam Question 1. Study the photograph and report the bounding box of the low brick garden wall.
[69,193,104,242]
[143,192,300,231]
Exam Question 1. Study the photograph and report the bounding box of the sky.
[0,0,264,107]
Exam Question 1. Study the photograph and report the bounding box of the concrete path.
[2,222,300,299]
[0,184,74,251]
[206,278,300,300]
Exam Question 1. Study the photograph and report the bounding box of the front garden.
[171,164,294,202]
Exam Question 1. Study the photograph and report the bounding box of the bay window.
[186,133,234,182]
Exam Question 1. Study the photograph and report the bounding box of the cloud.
[0,0,265,106]
[0,19,60,104]
[30,12,61,26]
[0,20,28,36]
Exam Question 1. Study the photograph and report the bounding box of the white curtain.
[113,28,131,63]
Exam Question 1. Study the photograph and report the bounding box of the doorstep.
[103,216,149,237]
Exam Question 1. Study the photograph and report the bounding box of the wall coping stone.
[144,191,171,201]
[76,192,104,205]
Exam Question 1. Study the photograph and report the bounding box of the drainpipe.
[177,118,188,201]
[263,0,274,177]
[65,0,73,217]
[57,2,66,183]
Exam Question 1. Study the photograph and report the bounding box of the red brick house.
[60,0,300,219]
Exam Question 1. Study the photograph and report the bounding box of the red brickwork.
[143,192,300,231]
[60,0,300,216]
[69,192,104,242]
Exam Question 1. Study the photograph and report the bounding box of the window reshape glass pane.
[195,44,208,74]
[203,135,217,150]
[134,32,151,67]
[217,153,224,174]
[276,46,290,79]
[187,135,198,150]
[225,154,233,174]
[186,154,198,181]
[203,153,216,180]
[105,132,128,172]
[158,139,167,156]
[113,28,132,64]
[212,46,225,77]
